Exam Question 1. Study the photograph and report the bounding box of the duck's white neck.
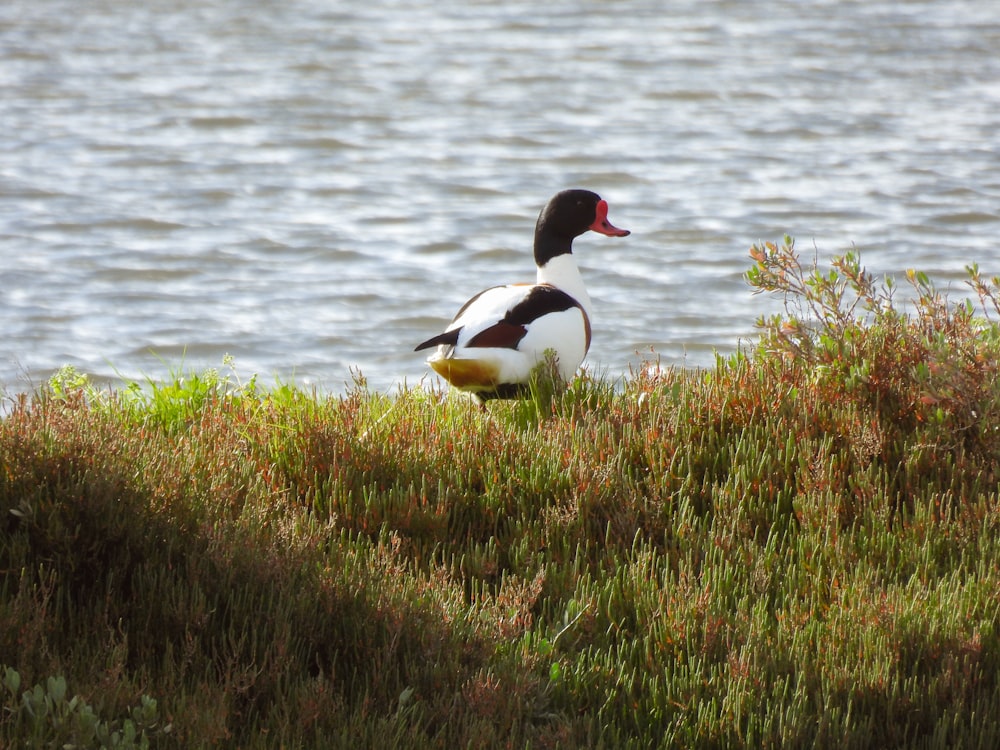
[537,254,592,315]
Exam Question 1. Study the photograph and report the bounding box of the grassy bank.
[2,242,1000,748]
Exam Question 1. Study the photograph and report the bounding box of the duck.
[414,189,630,399]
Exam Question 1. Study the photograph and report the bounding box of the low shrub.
[1,245,999,748]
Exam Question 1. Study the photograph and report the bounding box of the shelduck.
[414,189,630,399]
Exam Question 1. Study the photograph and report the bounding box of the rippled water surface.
[2,0,999,394]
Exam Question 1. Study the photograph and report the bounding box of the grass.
[2,240,1000,748]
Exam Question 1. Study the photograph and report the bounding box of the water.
[2,0,999,396]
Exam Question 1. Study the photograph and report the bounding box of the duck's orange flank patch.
[429,358,500,389]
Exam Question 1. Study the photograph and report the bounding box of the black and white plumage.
[414,189,630,399]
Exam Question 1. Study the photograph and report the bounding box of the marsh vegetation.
[3,242,999,748]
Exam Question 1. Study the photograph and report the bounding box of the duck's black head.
[534,189,630,266]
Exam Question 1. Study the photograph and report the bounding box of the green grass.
[2,243,1000,748]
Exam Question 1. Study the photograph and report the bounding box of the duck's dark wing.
[467,285,582,349]
[415,284,583,353]
[414,328,460,352]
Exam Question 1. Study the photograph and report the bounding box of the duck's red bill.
[589,199,630,237]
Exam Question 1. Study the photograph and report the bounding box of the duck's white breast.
[513,306,590,381]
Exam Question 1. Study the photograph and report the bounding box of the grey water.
[2,0,999,396]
